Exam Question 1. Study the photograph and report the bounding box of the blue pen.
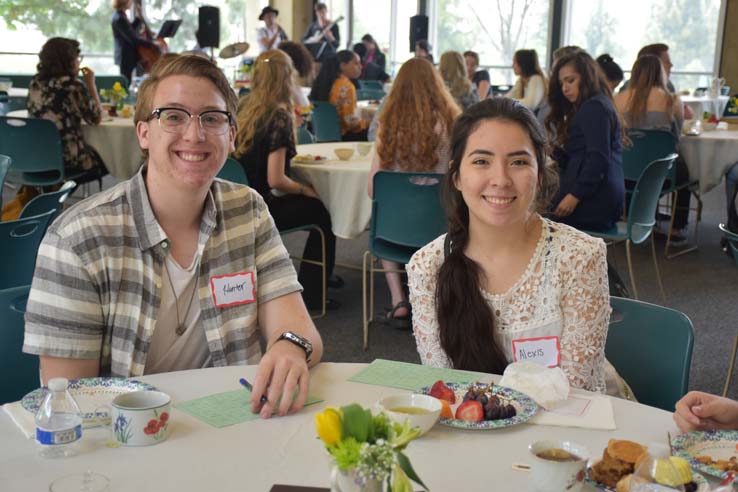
[239,378,268,404]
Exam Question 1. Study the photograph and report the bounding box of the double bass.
[134,2,168,73]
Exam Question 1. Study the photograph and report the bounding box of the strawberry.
[429,380,456,404]
[455,400,484,422]
[315,156,323,160]
[709,114,719,123]
[439,399,453,419]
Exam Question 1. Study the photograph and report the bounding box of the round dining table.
[292,142,373,240]
[0,363,689,492]
[680,128,738,193]
[6,109,141,182]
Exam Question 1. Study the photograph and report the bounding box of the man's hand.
[674,391,738,433]
[250,339,309,418]
[324,29,335,43]
[554,193,580,217]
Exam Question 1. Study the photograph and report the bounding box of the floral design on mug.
[113,413,132,444]
[143,409,169,440]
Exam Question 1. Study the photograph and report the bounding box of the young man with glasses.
[23,55,323,418]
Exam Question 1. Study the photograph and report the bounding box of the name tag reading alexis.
[210,272,255,308]
[511,336,561,368]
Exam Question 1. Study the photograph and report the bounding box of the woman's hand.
[301,185,319,199]
[554,193,580,217]
[674,391,738,433]
[80,67,96,85]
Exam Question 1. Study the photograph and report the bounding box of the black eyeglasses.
[149,107,233,135]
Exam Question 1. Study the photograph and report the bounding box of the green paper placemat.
[175,389,323,428]
[348,359,480,391]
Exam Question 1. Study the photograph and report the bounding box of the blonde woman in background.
[507,49,547,111]
[368,57,461,327]
[439,51,479,110]
[234,50,340,311]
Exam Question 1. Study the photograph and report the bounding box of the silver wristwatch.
[276,331,313,362]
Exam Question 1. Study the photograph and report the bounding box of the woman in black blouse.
[234,50,339,311]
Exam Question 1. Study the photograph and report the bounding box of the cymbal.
[219,42,249,59]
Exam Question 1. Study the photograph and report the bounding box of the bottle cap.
[48,378,69,392]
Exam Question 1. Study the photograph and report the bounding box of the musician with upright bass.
[301,2,341,61]
[111,0,161,85]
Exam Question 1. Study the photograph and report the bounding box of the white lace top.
[407,218,610,393]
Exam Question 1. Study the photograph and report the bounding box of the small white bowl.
[377,394,441,435]
[356,143,373,156]
[334,148,354,160]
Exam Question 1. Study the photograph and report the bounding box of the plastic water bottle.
[35,377,83,458]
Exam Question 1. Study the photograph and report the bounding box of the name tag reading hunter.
[511,336,561,368]
[210,272,255,308]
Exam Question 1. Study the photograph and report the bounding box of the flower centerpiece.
[99,82,128,116]
[315,404,428,492]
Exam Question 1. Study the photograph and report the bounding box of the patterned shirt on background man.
[23,168,302,377]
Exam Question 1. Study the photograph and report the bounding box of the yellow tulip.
[113,82,122,91]
[315,408,342,447]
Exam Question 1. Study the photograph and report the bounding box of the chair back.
[311,102,342,143]
[0,96,28,116]
[0,154,11,211]
[491,84,512,96]
[0,285,39,404]
[0,210,56,290]
[624,129,677,184]
[19,180,76,220]
[239,87,251,97]
[369,171,447,263]
[359,80,384,91]
[626,154,677,244]
[607,296,694,411]
[0,74,34,89]
[216,157,249,185]
[0,117,65,186]
[297,126,316,144]
[719,223,738,268]
[92,74,129,91]
[356,89,385,101]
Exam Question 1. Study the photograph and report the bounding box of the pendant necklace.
[164,261,198,336]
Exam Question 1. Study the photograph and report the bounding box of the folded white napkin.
[498,361,570,410]
[3,401,36,439]
[531,390,617,430]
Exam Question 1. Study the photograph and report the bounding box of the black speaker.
[409,15,428,52]
[197,6,220,48]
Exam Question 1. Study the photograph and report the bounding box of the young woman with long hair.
[507,49,547,111]
[310,50,367,140]
[545,50,625,232]
[614,54,690,243]
[439,51,479,111]
[235,50,339,311]
[368,57,461,326]
[408,98,615,393]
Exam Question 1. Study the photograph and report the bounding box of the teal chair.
[19,180,76,221]
[720,223,738,268]
[0,154,11,211]
[311,102,342,143]
[607,296,694,411]
[92,74,129,91]
[239,87,251,97]
[0,74,34,89]
[216,158,249,185]
[626,129,702,258]
[0,285,38,404]
[356,89,385,101]
[0,210,56,290]
[362,171,447,349]
[584,154,677,301]
[358,80,384,92]
[0,93,28,116]
[297,126,316,145]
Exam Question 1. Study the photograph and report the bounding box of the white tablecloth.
[6,110,141,181]
[681,95,730,119]
[681,129,738,193]
[292,142,373,240]
[0,363,689,492]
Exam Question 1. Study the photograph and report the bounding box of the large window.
[350,0,392,56]
[433,0,551,84]
[565,0,725,90]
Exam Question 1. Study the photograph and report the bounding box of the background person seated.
[439,51,479,111]
[507,49,547,112]
[596,53,624,92]
[463,50,490,100]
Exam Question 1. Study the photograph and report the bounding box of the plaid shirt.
[23,169,301,377]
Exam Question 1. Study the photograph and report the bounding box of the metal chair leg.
[665,190,701,259]
[650,234,666,302]
[362,251,371,350]
[723,334,738,397]
[625,240,639,300]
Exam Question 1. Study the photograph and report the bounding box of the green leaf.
[396,451,428,491]
[340,404,371,442]
[391,463,412,492]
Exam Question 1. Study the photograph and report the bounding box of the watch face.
[282,331,312,359]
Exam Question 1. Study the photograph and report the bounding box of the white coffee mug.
[110,390,171,446]
[528,440,589,492]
